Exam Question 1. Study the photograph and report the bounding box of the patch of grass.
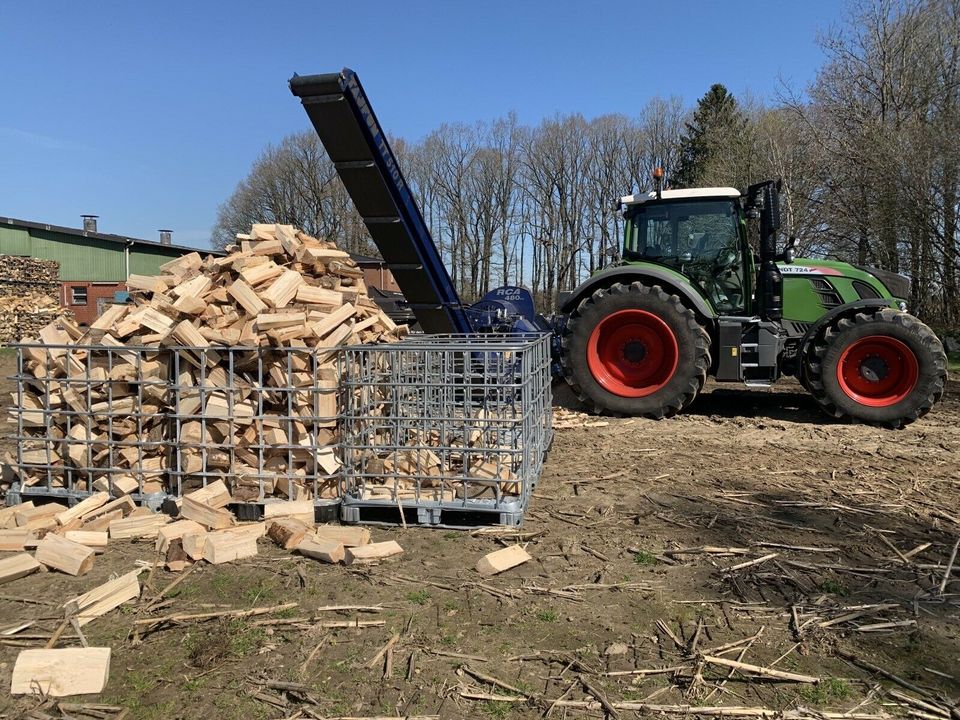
[536,608,558,622]
[210,571,233,599]
[125,669,158,695]
[443,530,461,539]
[185,618,266,667]
[481,700,513,718]
[948,351,960,372]
[800,678,851,705]
[443,598,459,611]
[819,579,849,596]
[406,589,431,605]
[440,633,457,646]
[633,550,657,565]
[241,578,277,604]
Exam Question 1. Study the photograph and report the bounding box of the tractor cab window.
[624,200,745,313]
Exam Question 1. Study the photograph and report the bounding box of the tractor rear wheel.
[561,282,711,417]
[805,308,946,428]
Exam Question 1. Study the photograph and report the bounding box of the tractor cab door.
[624,199,746,313]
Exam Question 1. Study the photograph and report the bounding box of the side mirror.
[777,237,798,264]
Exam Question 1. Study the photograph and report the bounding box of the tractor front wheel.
[561,282,711,417]
[805,308,946,428]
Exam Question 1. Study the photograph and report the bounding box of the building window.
[71,286,88,305]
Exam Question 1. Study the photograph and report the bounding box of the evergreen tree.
[673,84,748,188]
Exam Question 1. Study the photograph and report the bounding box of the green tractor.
[559,179,947,427]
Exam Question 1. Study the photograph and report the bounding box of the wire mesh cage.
[9,343,173,505]
[337,333,552,527]
[9,343,343,509]
[167,346,341,504]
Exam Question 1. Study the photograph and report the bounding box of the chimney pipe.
[158,229,172,245]
[81,215,98,233]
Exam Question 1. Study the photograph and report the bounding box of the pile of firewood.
[0,255,72,343]
[0,483,404,584]
[12,224,407,501]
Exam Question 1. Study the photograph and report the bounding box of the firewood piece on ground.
[476,545,531,576]
[64,569,141,626]
[313,524,371,547]
[35,534,96,576]
[10,647,111,696]
[344,540,404,566]
[296,535,345,564]
[201,530,258,564]
[0,553,42,585]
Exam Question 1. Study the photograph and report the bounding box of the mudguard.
[559,265,716,320]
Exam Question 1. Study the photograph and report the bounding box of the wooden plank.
[296,536,344,564]
[344,540,403,566]
[475,545,531,576]
[0,553,41,585]
[11,647,111,696]
[35,534,96,576]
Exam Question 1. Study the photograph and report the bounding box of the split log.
[201,531,258,564]
[296,536,345,564]
[476,545,531,576]
[35,534,96,576]
[11,647,111,696]
[344,540,403,566]
[0,553,41,585]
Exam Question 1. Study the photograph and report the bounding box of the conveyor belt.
[290,69,472,334]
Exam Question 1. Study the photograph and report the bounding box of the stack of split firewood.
[0,255,72,343]
[11,224,407,501]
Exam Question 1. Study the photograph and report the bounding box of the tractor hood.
[779,259,910,301]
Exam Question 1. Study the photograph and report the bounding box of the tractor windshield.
[624,199,745,312]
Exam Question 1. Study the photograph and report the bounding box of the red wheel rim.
[836,335,919,407]
[587,310,679,398]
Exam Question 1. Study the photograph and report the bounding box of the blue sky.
[0,1,845,249]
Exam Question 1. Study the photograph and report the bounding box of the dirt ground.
[1,349,958,719]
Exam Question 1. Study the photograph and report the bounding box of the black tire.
[560,282,711,417]
[805,308,947,428]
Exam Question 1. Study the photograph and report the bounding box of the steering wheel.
[713,247,739,274]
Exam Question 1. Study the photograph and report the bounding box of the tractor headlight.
[898,301,908,312]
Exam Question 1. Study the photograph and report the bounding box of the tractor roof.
[620,187,742,206]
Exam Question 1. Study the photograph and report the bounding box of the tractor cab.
[620,187,752,315]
